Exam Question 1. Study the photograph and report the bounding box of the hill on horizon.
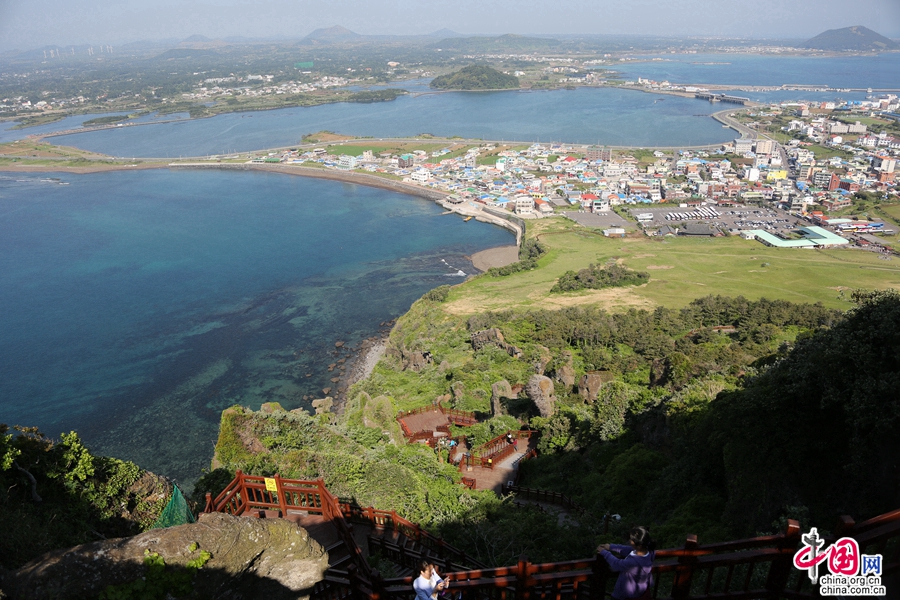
[801,25,899,51]
[430,64,520,90]
[433,33,560,52]
[300,25,362,45]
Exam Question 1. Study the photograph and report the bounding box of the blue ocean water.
[0,170,512,485]
[614,52,900,89]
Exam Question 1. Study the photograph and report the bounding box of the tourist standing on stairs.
[414,560,446,600]
[597,526,656,600]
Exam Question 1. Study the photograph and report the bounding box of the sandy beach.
[471,245,519,271]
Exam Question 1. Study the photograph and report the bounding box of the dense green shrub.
[423,285,452,302]
[551,261,650,293]
[0,427,165,570]
[487,239,546,277]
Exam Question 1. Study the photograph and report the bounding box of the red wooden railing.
[502,484,579,511]
[206,473,900,600]
[397,404,478,445]
[357,512,900,600]
[473,430,535,469]
[204,472,371,578]
[204,471,483,573]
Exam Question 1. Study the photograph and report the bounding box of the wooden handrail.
[206,474,900,600]
[502,484,579,511]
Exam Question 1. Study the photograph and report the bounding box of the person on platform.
[596,526,656,600]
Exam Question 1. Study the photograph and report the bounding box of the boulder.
[551,351,576,387]
[534,345,554,374]
[525,374,557,417]
[506,345,523,359]
[555,364,576,389]
[490,380,515,416]
[3,512,328,600]
[403,350,433,372]
[578,371,616,403]
[470,328,505,351]
[450,381,466,403]
[311,396,334,414]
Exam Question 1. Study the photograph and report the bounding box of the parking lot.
[630,205,802,235]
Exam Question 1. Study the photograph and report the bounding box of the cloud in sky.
[1,0,898,51]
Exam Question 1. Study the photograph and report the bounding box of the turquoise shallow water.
[0,170,513,485]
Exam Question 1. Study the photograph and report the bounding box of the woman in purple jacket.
[597,526,656,600]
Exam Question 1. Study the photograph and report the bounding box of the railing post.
[235,470,245,515]
[391,510,399,533]
[766,519,801,594]
[515,555,530,600]
[833,515,856,537]
[204,492,213,513]
[371,569,384,600]
[348,564,363,600]
[274,473,288,517]
[672,534,698,600]
[591,550,610,600]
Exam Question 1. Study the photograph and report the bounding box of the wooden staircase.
[204,472,900,600]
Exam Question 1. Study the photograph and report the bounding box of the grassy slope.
[443,217,899,315]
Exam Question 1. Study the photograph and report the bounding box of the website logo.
[792,527,886,596]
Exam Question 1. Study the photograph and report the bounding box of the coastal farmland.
[444,217,900,314]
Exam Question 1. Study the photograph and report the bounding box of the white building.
[337,155,358,170]
[411,169,431,183]
[514,195,534,215]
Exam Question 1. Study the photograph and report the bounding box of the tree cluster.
[551,261,650,293]
[487,239,545,276]
[0,427,168,570]
[430,65,519,90]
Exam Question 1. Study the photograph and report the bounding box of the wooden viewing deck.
[204,472,900,600]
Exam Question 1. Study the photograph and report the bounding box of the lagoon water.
[0,170,512,485]
[2,52,899,485]
[33,52,900,158]
[55,87,736,158]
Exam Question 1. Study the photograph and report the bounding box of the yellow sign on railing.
[265,477,278,492]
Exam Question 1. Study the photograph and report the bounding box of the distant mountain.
[427,28,463,39]
[433,33,560,53]
[300,25,362,45]
[182,34,212,43]
[801,26,899,51]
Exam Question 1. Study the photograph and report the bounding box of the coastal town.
[242,93,899,253]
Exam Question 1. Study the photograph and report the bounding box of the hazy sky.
[1,0,899,51]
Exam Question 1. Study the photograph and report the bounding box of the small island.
[430,64,520,90]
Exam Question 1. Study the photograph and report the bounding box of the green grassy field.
[445,217,900,314]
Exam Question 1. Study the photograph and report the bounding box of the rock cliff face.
[2,512,328,599]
